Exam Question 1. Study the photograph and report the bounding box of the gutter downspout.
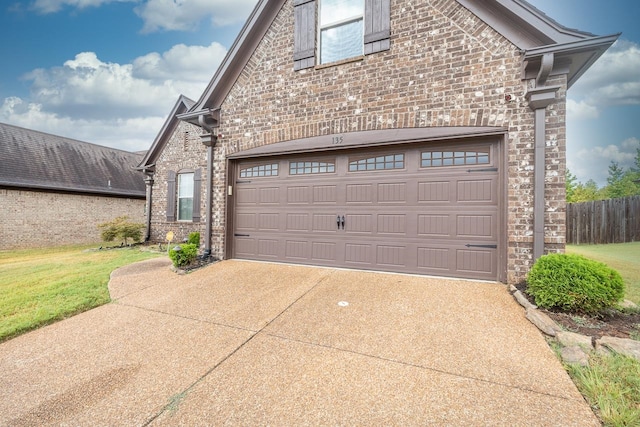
[143,171,154,242]
[525,53,561,261]
[198,112,219,258]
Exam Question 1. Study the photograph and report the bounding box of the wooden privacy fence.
[566,196,640,244]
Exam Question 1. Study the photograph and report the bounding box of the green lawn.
[566,242,640,304]
[0,244,162,343]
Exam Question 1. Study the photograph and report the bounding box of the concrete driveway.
[1,259,598,426]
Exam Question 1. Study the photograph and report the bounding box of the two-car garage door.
[231,139,501,280]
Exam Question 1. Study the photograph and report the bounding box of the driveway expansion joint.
[261,332,584,403]
[142,269,337,425]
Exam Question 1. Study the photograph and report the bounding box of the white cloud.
[566,99,599,120]
[132,42,228,82]
[134,0,257,33]
[1,42,226,152]
[30,0,134,14]
[569,40,640,108]
[568,138,640,186]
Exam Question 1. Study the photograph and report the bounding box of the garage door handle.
[341,216,345,230]
[465,244,497,249]
[336,215,345,230]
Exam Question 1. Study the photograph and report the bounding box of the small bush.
[187,232,200,247]
[98,216,144,245]
[527,253,624,314]
[168,244,198,268]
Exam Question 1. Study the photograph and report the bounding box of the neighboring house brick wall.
[152,0,568,282]
[0,188,145,250]
[150,121,208,245]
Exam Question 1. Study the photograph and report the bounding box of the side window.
[177,172,194,221]
[319,0,364,64]
[166,169,201,222]
[293,0,390,70]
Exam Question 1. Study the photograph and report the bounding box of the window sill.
[315,55,364,70]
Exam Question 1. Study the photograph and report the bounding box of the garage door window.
[421,150,489,167]
[289,161,336,175]
[349,153,404,171]
[240,163,279,178]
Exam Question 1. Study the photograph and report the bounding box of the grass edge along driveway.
[0,244,162,343]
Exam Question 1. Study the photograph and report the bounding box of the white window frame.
[177,172,194,221]
[318,0,364,64]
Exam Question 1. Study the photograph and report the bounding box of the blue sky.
[1,0,638,187]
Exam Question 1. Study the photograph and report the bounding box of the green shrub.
[527,253,624,314]
[98,216,144,245]
[187,232,200,247]
[168,244,198,268]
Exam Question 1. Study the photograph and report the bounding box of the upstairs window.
[319,0,364,64]
[294,0,390,70]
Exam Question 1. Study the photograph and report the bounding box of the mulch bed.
[515,282,640,340]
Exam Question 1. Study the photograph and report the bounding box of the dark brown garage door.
[231,140,500,280]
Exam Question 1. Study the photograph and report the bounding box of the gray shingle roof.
[0,122,146,197]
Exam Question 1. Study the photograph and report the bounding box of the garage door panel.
[235,237,257,257]
[258,239,279,257]
[417,247,451,270]
[287,186,310,204]
[456,214,494,238]
[346,184,373,203]
[418,214,452,237]
[378,182,406,203]
[236,213,257,230]
[376,245,406,267]
[286,213,310,231]
[345,243,372,264]
[233,140,500,280]
[456,248,495,275]
[236,187,257,205]
[345,214,373,233]
[313,214,339,232]
[285,240,308,259]
[377,214,406,234]
[312,242,337,261]
[258,213,280,230]
[259,187,280,204]
[418,181,451,203]
[313,185,338,203]
[456,178,497,203]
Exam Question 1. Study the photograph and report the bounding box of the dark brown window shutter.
[364,0,390,55]
[293,0,316,71]
[166,170,176,222]
[192,168,202,223]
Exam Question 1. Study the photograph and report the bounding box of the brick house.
[139,0,617,283]
[0,122,146,250]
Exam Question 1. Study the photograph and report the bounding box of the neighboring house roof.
[0,122,146,198]
[178,0,617,129]
[137,95,195,172]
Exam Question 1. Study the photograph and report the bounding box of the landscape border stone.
[510,287,640,365]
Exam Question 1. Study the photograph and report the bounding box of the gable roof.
[0,122,145,198]
[137,95,195,171]
[180,0,617,129]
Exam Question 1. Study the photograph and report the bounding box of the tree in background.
[566,157,639,203]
